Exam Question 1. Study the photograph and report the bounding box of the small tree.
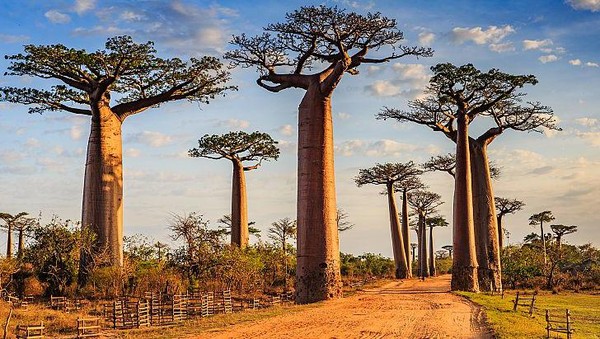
[268,218,297,291]
[407,190,443,279]
[1,36,233,275]
[355,162,423,278]
[423,153,501,179]
[227,5,432,303]
[550,224,577,250]
[217,214,262,240]
[495,197,525,248]
[442,245,453,258]
[189,131,279,248]
[426,215,449,276]
[336,209,355,232]
[529,211,555,265]
[0,212,33,258]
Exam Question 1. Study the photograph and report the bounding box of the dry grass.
[457,290,600,339]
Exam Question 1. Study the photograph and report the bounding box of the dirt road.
[199,275,492,339]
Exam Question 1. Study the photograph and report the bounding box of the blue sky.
[1,0,599,257]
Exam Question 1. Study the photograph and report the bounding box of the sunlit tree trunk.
[17,229,24,259]
[231,159,249,248]
[80,102,124,275]
[296,81,342,303]
[386,183,408,278]
[497,215,504,248]
[418,213,429,278]
[451,114,479,292]
[401,189,412,278]
[429,224,436,276]
[470,141,502,292]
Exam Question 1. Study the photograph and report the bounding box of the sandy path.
[195,275,492,339]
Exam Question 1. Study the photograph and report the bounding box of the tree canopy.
[189,131,280,169]
[423,153,501,179]
[1,35,234,119]
[354,162,423,191]
[495,197,526,217]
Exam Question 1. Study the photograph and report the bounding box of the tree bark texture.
[401,190,412,278]
[541,221,547,265]
[295,82,342,304]
[81,104,124,269]
[497,215,504,248]
[418,214,429,278]
[470,141,502,292]
[5,225,12,258]
[429,225,436,277]
[17,230,24,259]
[451,114,479,292]
[386,184,409,279]
[231,159,249,249]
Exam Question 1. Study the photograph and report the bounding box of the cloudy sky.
[1,0,599,257]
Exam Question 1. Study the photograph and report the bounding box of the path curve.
[195,275,492,339]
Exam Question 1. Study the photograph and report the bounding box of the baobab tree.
[397,177,425,278]
[495,197,525,248]
[217,214,262,240]
[268,217,297,291]
[529,211,555,265]
[442,245,453,258]
[355,162,423,279]
[550,224,577,250]
[426,215,449,276]
[410,243,418,265]
[0,212,33,258]
[407,190,443,279]
[226,5,432,303]
[0,36,233,276]
[423,153,501,179]
[189,131,279,248]
[378,63,557,291]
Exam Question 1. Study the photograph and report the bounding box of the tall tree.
[410,243,418,265]
[495,197,525,248]
[226,5,431,303]
[1,36,233,274]
[0,212,31,258]
[550,224,577,250]
[378,63,557,291]
[529,211,555,265]
[442,245,453,258]
[397,177,425,278]
[407,190,443,279]
[355,162,423,279]
[426,215,449,276]
[189,131,279,248]
[268,217,297,291]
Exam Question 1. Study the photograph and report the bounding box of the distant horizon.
[1,0,599,258]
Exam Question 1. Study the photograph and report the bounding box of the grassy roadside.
[457,290,600,339]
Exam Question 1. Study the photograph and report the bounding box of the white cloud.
[366,63,430,99]
[335,139,420,157]
[569,59,582,66]
[279,124,294,136]
[566,0,600,12]
[366,80,402,97]
[522,39,553,50]
[576,131,600,146]
[337,112,352,120]
[128,131,173,147]
[219,119,249,130]
[25,138,40,148]
[0,150,23,164]
[120,10,143,22]
[366,66,383,75]
[126,148,141,157]
[451,25,515,45]
[539,55,558,63]
[44,10,71,24]
[489,42,515,53]
[586,62,599,67]
[72,26,132,36]
[0,34,29,43]
[70,125,83,140]
[575,117,598,127]
[418,32,435,46]
[74,0,96,15]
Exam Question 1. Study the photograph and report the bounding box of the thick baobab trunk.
[6,225,12,258]
[231,159,249,249]
[429,225,436,277]
[17,230,24,259]
[401,189,412,278]
[451,114,479,292]
[418,214,429,278]
[470,141,502,292]
[81,104,124,274]
[386,183,409,279]
[497,215,504,248]
[295,83,342,303]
